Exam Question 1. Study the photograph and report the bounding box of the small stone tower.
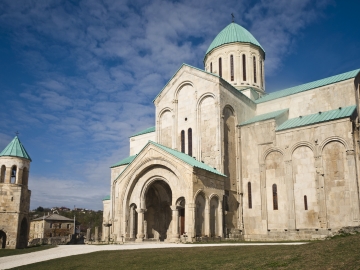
[0,136,32,249]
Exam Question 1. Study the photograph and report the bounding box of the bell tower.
[0,135,32,249]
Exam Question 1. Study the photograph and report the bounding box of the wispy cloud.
[0,0,333,209]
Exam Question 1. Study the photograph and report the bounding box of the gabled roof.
[0,136,32,161]
[111,155,136,168]
[255,69,360,104]
[152,63,255,107]
[32,213,74,222]
[239,109,288,127]
[150,141,226,177]
[114,141,226,181]
[130,126,155,138]
[276,105,357,131]
[205,23,265,57]
[153,63,219,103]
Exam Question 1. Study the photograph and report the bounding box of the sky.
[0,0,359,210]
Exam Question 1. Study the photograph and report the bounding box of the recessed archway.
[0,230,6,249]
[144,180,172,241]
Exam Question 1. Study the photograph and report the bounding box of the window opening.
[260,60,263,88]
[248,182,252,209]
[210,62,212,73]
[181,130,185,153]
[304,195,308,210]
[253,56,257,83]
[219,57,222,77]
[10,166,16,184]
[188,128,192,156]
[242,54,246,81]
[230,55,234,81]
[272,184,278,210]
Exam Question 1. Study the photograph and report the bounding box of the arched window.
[304,195,308,210]
[188,128,192,156]
[219,57,222,77]
[253,56,257,83]
[181,130,185,153]
[210,62,212,73]
[10,166,16,184]
[272,184,278,210]
[248,182,252,209]
[230,55,234,81]
[242,54,246,81]
[0,165,5,183]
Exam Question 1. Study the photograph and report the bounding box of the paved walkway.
[0,242,307,269]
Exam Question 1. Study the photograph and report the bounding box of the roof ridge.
[256,69,360,104]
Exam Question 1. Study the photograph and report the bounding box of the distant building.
[0,136,32,249]
[29,213,76,240]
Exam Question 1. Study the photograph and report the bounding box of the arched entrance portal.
[144,180,172,241]
[0,230,6,249]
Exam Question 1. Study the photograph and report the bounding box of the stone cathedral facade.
[103,22,360,242]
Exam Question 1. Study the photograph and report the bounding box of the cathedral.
[103,22,360,242]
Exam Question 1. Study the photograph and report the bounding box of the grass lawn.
[16,234,360,269]
[0,245,54,258]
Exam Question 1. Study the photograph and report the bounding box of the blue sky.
[0,0,359,210]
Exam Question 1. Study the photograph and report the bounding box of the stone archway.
[0,230,6,249]
[144,180,172,241]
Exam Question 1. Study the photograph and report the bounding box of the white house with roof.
[103,22,360,242]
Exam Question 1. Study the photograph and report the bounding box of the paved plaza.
[0,242,306,269]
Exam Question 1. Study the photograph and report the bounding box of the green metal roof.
[102,195,110,201]
[111,155,136,168]
[276,105,357,131]
[205,22,265,57]
[256,69,360,104]
[150,141,226,177]
[130,126,155,138]
[239,109,289,127]
[0,136,32,161]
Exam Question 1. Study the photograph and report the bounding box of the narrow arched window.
[242,54,246,81]
[210,62,212,73]
[230,55,234,81]
[10,166,16,184]
[219,57,222,77]
[260,60,263,88]
[181,130,185,153]
[304,195,308,210]
[253,56,257,83]
[272,184,278,210]
[188,128,192,156]
[248,182,252,209]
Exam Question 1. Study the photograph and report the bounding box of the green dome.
[205,22,265,57]
[0,136,32,161]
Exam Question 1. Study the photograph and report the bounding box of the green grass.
[0,245,54,258]
[14,234,360,269]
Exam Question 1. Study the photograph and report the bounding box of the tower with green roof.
[0,136,32,249]
[204,22,265,97]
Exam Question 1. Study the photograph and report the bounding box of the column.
[129,207,135,239]
[204,200,210,236]
[218,200,223,237]
[187,203,196,240]
[259,163,268,232]
[170,205,179,242]
[315,155,327,228]
[17,168,23,185]
[346,150,360,223]
[5,167,11,184]
[285,160,295,230]
[136,209,145,242]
